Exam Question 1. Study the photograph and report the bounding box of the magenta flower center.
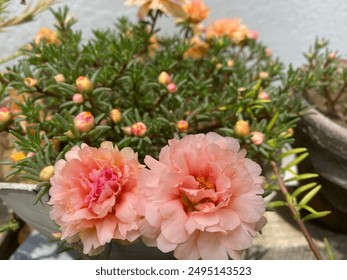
[84,167,120,206]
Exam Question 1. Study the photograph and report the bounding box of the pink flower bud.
[328,52,336,60]
[54,74,65,83]
[24,77,37,88]
[39,165,55,181]
[27,152,35,158]
[247,30,258,40]
[121,126,132,136]
[158,71,171,85]
[265,48,272,57]
[258,91,270,100]
[131,122,147,137]
[167,83,177,93]
[72,93,84,104]
[177,120,189,132]
[109,109,122,123]
[251,131,265,145]
[73,111,95,133]
[0,107,11,123]
[234,120,250,137]
[76,76,93,93]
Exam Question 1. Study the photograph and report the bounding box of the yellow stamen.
[196,177,215,190]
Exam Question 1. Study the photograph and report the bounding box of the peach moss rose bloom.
[49,142,141,255]
[137,132,266,260]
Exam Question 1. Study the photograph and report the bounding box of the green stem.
[271,161,324,260]
[0,51,23,65]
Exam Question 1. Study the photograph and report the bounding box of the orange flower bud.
[73,111,95,133]
[250,131,265,145]
[109,109,122,123]
[39,165,55,181]
[167,83,177,93]
[215,63,223,69]
[72,93,84,104]
[54,74,65,83]
[0,107,11,123]
[24,77,37,88]
[177,120,189,132]
[158,71,171,85]
[131,122,147,137]
[10,151,26,163]
[76,76,93,93]
[227,60,234,67]
[234,120,250,137]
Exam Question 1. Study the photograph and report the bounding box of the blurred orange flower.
[183,36,209,60]
[206,18,249,43]
[183,0,209,23]
[34,27,61,45]
[125,0,187,19]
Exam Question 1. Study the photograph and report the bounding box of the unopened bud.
[24,77,37,88]
[39,165,54,181]
[122,126,132,136]
[109,109,122,123]
[216,63,223,69]
[234,120,250,137]
[258,91,270,100]
[131,122,147,137]
[64,130,76,139]
[72,93,84,104]
[247,30,258,40]
[73,111,95,133]
[76,76,93,93]
[265,48,272,57]
[227,60,234,67]
[250,131,265,145]
[54,74,65,83]
[158,71,171,85]
[167,83,177,93]
[0,107,11,123]
[177,120,189,132]
[10,151,26,163]
[27,152,35,158]
[258,72,269,79]
[328,53,336,60]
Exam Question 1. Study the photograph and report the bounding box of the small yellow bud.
[227,60,234,67]
[0,107,11,123]
[39,165,55,181]
[258,72,269,79]
[158,71,171,85]
[24,77,37,88]
[109,109,122,123]
[76,76,93,93]
[234,120,250,137]
[54,74,65,83]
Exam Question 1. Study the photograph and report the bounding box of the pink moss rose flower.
[137,132,266,260]
[49,142,141,255]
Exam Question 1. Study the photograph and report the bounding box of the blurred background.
[2,0,347,67]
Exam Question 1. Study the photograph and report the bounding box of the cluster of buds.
[234,120,265,145]
[158,71,177,93]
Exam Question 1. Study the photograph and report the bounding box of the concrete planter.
[295,102,347,233]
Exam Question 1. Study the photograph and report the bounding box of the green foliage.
[0,7,305,199]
